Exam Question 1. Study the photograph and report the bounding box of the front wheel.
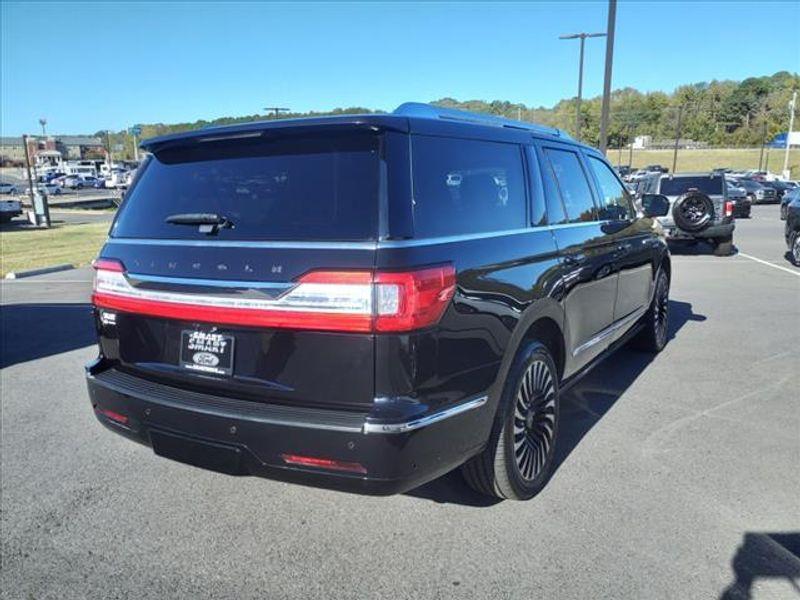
[631,268,670,353]
[781,205,788,220]
[791,232,800,266]
[462,342,559,500]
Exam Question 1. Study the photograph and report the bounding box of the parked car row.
[38,169,135,191]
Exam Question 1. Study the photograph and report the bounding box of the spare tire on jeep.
[672,192,714,233]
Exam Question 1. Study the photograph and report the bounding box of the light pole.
[38,118,47,136]
[783,91,797,179]
[598,0,617,154]
[559,32,606,141]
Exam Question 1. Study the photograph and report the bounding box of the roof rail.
[393,102,570,138]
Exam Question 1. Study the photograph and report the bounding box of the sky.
[2,1,798,136]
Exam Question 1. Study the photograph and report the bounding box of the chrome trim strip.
[108,220,608,251]
[108,238,379,250]
[362,395,488,434]
[377,229,535,248]
[127,272,292,290]
[571,306,647,357]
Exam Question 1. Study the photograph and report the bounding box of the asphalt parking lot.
[1,204,798,600]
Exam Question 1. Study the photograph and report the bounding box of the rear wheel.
[462,342,559,500]
[631,268,670,353]
[791,232,800,266]
[713,234,734,256]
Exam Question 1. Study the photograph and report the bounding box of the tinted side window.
[525,146,547,227]
[411,136,526,237]
[543,148,597,223]
[587,156,635,220]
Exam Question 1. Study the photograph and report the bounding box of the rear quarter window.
[410,136,527,238]
[112,133,381,241]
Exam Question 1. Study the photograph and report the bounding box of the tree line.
[99,71,797,158]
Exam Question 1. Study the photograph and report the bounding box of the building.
[0,135,106,166]
[0,137,28,165]
[56,136,107,160]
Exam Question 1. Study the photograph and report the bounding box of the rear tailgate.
[94,130,383,411]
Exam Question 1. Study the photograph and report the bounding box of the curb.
[4,263,75,280]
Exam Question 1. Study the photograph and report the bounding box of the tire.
[713,234,734,257]
[672,192,714,233]
[791,232,800,266]
[462,341,559,500]
[631,268,670,353]
[781,205,788,220]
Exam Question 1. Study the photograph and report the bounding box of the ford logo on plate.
[192,351,220,367]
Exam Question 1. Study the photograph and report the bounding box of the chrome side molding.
[363,394,489,434]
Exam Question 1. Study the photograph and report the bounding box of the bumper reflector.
[280,453,367,474]
[94,405,129,424]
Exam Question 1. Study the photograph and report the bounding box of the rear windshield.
[659,176,723,196]
[112,133,380,241]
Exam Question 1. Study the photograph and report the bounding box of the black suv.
[86,103,671,500]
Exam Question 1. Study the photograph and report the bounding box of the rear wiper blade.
[165,213,234,234]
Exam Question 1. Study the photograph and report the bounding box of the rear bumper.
[664,221,735,240]
[85,360,490,495]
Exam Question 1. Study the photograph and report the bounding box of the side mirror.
[641,194,670,217]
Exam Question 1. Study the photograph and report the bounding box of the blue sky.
[2,1,798,135]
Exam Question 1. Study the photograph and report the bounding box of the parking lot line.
[737,252,800,277]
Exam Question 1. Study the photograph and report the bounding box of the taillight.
[724,200,734,218]
[373,266,456,332]
[91,259,456,333]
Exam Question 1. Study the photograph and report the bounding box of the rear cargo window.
[112,134,380,241]
[659,176,723,196]
[411,136,526,237]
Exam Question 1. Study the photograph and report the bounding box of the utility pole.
[106,130,113,170]
[130,125,141,163]
[23,135,35,205]
[672,105,684,174]
[628,129,634,167]
[23,134,50,227]
[264,107,290,118]
[598,0,617,154]
[559,31,606,141]
[758,121,767,171]
[783,90,797,179]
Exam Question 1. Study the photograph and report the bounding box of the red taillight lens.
[724,201,734,218]
[91,260,455,333]
[280,453,367,474]
[374,265,456,332]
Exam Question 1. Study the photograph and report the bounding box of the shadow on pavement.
[1,303,95,368]
[407,299,706,506]
[668,240,738,257]
[719,532,800,599]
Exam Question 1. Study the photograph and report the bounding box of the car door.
[584,153,653,324]
[534,142,619,376]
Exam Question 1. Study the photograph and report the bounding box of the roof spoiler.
[393,102,570,138]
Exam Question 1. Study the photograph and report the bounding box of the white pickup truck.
[0,198,22,223]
